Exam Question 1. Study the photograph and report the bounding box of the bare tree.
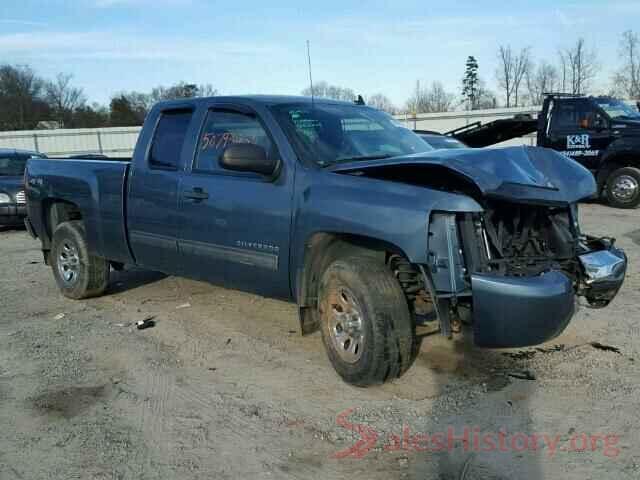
[613,30,640,99]
[301,80,356,102]
[366,93,397,114]
[497,46,514,107]
[475,81,498,110]
[558,50,568,93]
[0,64,49,130]
[45,73,86,127]
[197,84,219,98]
[562,38,598,95]
[526,62,559,105]
[407,81,454,113]
[496,45,531,107]
[147,82,198,106]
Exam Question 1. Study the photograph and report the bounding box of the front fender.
[292,168,482,266]
[601,137,640,166]
[290,168,482,301]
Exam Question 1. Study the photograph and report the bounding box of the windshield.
[596,99,640,120]
[420,134,466,149]
[0,156,28,176]
[271,103,433,167]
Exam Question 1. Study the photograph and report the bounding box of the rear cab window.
[550,99,603,131]
[149,109,194,170]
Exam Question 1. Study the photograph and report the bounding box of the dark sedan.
[0,149,46,226]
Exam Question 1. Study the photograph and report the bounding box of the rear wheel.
[51,221,110,299]
[318,256,416,386]
[605,166,640,209]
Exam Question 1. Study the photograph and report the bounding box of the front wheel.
[318,256,416,386]
[51,221,110,299]
[605,166,640,209]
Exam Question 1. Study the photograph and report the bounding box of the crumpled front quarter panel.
[291,168,483,273]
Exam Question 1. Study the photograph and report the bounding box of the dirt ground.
[1,203,639,479]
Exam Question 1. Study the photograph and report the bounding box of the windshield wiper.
[326,154,393,167]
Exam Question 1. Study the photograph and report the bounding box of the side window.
[551,101,580,130]
[149,109,194,170]
[579,102,607,130]
[195,110,274,173]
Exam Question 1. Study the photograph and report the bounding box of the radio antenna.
[306,40,314,106]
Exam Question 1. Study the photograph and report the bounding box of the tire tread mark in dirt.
[169,380,331,477]
[135,348,174,473]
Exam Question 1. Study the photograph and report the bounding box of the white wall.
[0,126,141,156]
[0,105,542,155]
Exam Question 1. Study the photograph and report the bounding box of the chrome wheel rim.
[611,175,639,202]
[57,242,80,286]
[327,288,364,364]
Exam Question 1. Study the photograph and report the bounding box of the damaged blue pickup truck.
[25,96,627,386]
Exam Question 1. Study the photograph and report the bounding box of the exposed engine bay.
[456,200,626,306]
[350,162,625,299]
[389,197,627,344]
[460,201,580,278]
[333,148,627,348]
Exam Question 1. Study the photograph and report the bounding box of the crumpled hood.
[328,146,596,205]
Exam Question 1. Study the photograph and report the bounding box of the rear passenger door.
[127,107,194,273]
[178,105,294,299]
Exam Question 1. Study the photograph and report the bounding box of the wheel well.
[598,154,640,191]
[296,232,430,336]
[41,200,83,262]
[297,232,407,309]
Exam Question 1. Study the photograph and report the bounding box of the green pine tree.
[462,56,479,110]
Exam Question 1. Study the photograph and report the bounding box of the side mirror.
[219,144,277,176]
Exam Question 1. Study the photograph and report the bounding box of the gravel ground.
[1,203,639,479]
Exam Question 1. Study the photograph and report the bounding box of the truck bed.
[25,157,134,265]
[47,155,132,162]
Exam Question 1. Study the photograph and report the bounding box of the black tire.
[605,166,640,209]
[50,221,110,299]
[318,256,416,386]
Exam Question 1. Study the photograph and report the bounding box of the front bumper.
[0,204,27,225]
[471,270,575,348]
[470,243,627,349]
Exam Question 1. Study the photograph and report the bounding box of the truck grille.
[15,191,26,204]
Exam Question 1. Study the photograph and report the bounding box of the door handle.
[184,188,209,201]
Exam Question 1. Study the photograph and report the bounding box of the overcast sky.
[1,0,638,108]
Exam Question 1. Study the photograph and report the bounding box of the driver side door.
[178,105,294,299]
[547,99,612,170]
